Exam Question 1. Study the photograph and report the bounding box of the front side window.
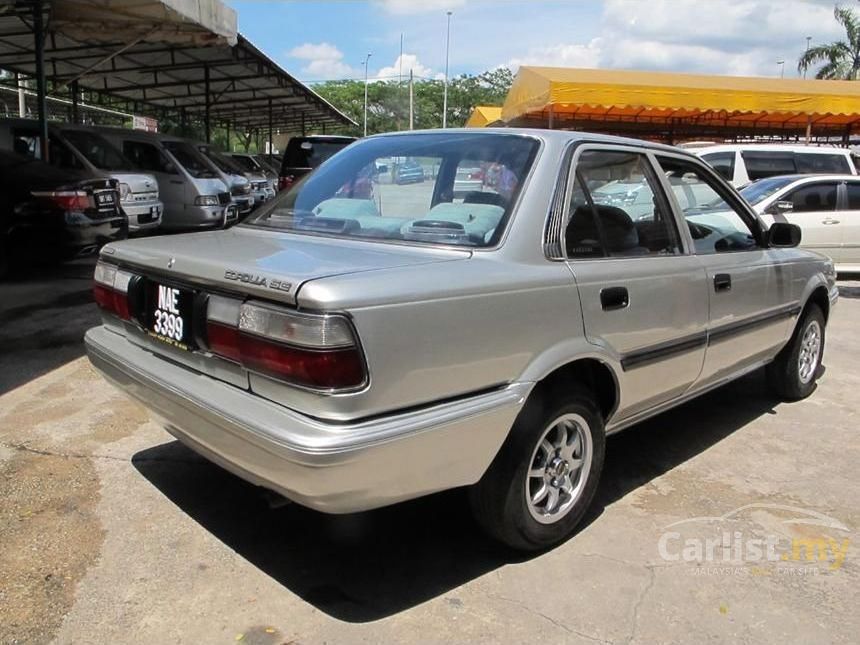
[701,152,735,182]
[246,133,538,248]
[123,141,176,174]
[565,150,681,258]
[784,183,838,213]
[656,156,759,254]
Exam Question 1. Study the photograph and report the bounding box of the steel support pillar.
[267,98,273,160]
[204,63,211,143]
[70,80,79,124]
[33,0,49,161]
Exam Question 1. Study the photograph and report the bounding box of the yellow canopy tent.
[501,66,860,140]
[465,105,503,128]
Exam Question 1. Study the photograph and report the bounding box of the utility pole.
[363,52,372,137]
[409,69,414,130]
[442,10,452,128]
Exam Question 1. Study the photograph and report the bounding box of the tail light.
[32,189,94,211]
[206,297,366,391]
[93,261,133,320]
[278,175,295,191]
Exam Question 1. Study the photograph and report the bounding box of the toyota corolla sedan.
[86,129,836,550]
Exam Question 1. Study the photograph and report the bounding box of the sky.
[227,0,847,83]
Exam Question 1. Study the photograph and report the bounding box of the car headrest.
[463,191,507,208]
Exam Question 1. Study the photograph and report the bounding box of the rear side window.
[741,152,796,180]
[122,141,176,174]
[846,183,860,209]
[565,150,681,258]
[701,152,735,181]
[795,153,851,174]
[785,183,838,212]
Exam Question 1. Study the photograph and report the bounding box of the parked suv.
[0,119,163,233]
[86,129,836,551]
[278,135,356,190]
[696,143,856,187]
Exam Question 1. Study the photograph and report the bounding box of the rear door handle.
[600,286,629,311]
[714,273,732,292]
[822,219,840,225]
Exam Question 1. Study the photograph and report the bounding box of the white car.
[680,174,860,273]
[695,144,857,187]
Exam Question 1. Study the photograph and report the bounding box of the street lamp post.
[777,60,785,78]
[363,52,372,137]
[442,10,452,128]
[804,36,812,79]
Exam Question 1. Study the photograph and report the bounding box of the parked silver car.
[85,129,837,550]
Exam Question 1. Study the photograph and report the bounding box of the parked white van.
[695,144,857,187]
[0,119,164,233]
[98,128,236,230]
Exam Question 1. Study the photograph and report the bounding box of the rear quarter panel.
[254,256,586,420]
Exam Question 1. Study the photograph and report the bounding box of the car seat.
[566,204,649,257]
[463,191,507,208]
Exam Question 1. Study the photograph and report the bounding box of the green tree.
[311,67,514,136]
[798,6,860,80]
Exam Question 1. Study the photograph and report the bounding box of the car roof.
[695,143,852,155]
[750,173,860,184]
[367,127,690,156]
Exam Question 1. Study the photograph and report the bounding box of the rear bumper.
[85,325,527,513]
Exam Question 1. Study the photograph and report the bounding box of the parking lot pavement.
[1,272,859,644]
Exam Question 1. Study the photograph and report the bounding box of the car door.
[653,153,795,388]
[564,146,709,420]
[774,181,842,261]
[836,180,860,269]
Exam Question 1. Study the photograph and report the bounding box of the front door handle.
[822,219,840,225]
[600,286,629,311]
[714,273,732,292]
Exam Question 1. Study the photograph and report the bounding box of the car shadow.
[0,258,99,395]
[131,369,781,622]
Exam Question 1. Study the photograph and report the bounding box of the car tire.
[469,387,605,551]
[0,232,8,280]
[767,303,825,401]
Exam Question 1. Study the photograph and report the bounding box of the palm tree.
[798,6,860,80]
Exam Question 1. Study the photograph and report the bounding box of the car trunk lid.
[104,225,470,305]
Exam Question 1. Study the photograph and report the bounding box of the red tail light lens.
[278,175,294,191]
[205,297,366,391]
[32,189,94,211]
[93,260,132,320]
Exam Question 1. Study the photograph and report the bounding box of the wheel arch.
[803,284,831,323]
[529,357,620,424]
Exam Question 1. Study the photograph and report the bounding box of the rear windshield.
[245,132,539,248]
[283,138,353,169]
[161,141,218,179]
[62,130,131,171]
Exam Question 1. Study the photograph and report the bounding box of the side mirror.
[767,221,801,248]
[768,200,794,215]
[164,161,178,175]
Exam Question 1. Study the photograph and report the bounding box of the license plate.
[147,282,194,350]
[96,192,114,205]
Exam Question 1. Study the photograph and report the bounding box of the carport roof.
[0,1,355,132]
[502,66,860,138]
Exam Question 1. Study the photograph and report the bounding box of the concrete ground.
[1,260,858,644]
